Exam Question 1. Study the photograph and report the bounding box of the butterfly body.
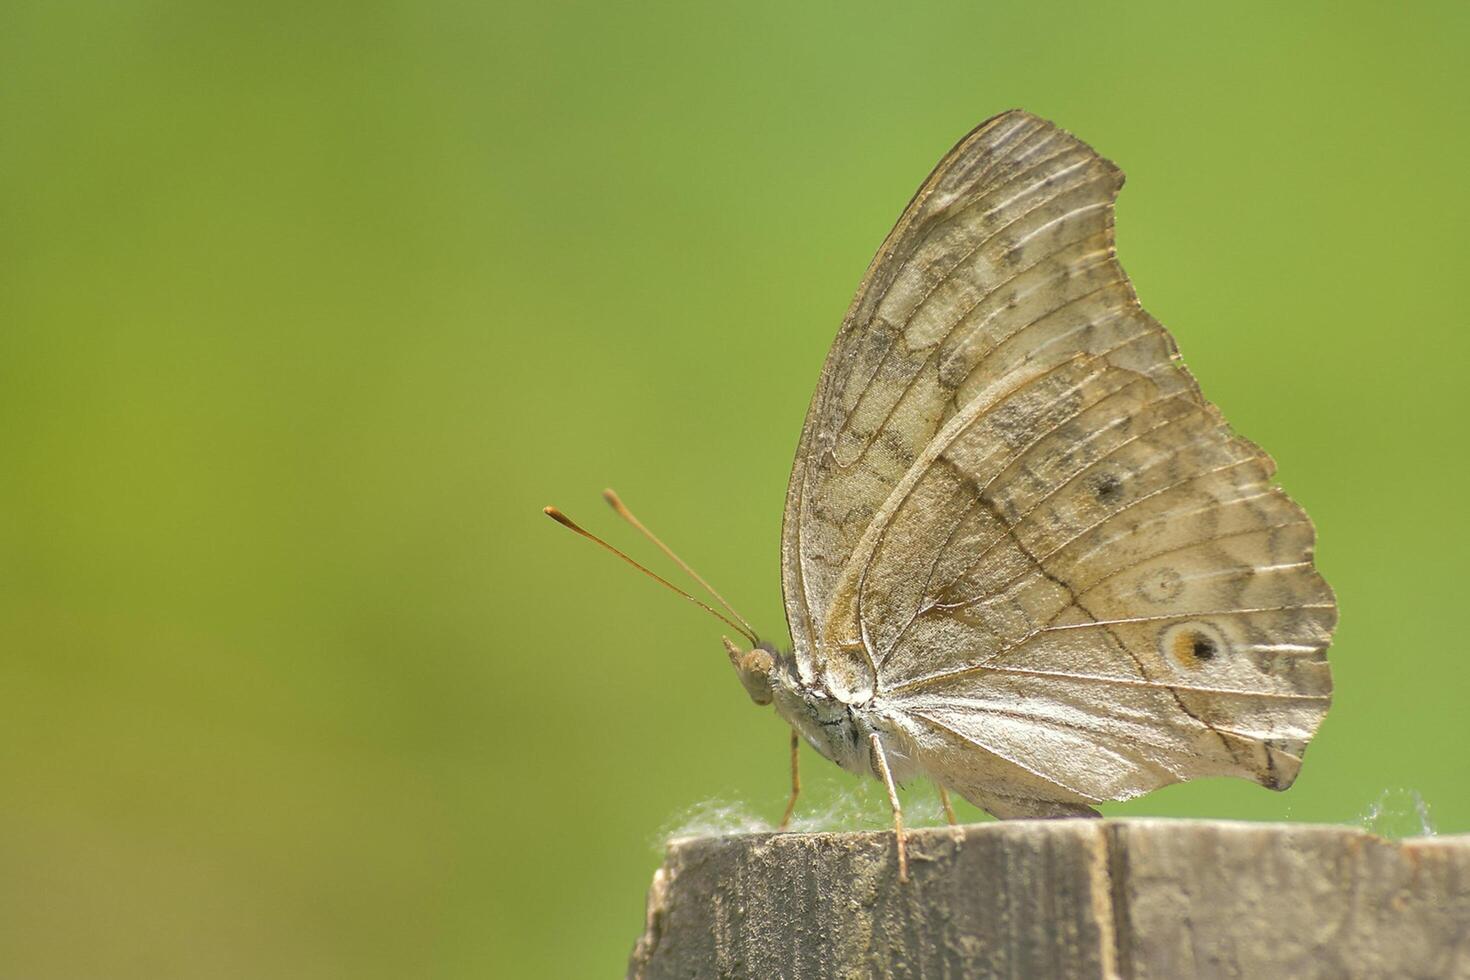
[551,110,1335,854]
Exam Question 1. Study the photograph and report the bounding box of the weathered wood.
[627,819,1470,979]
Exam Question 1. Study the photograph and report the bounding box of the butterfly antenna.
[543,505,760,646]
[600,488,761,644]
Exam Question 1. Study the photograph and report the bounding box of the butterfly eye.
[734,648,775,705]
[739,648,775,675]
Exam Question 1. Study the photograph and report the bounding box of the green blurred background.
[4,1,1468,976]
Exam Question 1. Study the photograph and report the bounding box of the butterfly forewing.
[780,110,1335,817]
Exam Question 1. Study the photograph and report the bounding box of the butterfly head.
[722,636,782,706]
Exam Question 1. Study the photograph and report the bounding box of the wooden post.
[627,819,1470,979]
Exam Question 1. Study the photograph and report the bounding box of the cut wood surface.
[627,819,1470,980]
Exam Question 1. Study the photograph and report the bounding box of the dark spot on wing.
[1093,473,1123,503]
[1166,623,1226,668]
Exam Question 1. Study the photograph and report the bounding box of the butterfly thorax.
[722,637,885,775]
[770,672,864,775]
[769,661,917,782]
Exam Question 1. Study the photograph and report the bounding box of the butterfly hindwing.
[780,110,1335,816]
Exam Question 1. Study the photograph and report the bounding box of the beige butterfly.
[549,109,1335,881]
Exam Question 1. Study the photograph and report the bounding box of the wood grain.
[627,819,1470,979]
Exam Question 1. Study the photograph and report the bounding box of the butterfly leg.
[778,728,801,831]
[937,785,958,826]
[869,733,908,883]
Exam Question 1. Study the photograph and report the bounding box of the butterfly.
[548,110,1336,881]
